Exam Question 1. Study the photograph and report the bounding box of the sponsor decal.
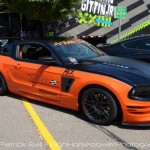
[78,0,115,28]
[68,57,78,64]
[50,80,58,85]
[54,40,80,46]
[63,69,75,77]
[26,73,59,87]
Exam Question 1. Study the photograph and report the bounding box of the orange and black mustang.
[0,39,150,125]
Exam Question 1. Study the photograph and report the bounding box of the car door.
[121,40,140,59]
[9,42,63,102]
[102,41,138,58]
[134,38,150,62]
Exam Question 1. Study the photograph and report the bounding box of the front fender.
[70,71,132,111]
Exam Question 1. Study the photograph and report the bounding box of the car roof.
[119,35,150,43]
[97,35,150,48]
[0,36,77,46]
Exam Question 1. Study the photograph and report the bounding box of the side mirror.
[38,57,57,65]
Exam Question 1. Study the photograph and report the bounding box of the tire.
[80,87,118,125]
[0,74,7,96]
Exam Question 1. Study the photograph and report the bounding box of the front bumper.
[122,99,150,125]
[122,122,150,126]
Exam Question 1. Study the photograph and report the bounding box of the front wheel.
[80,87,118,125]
[0,74,7,96]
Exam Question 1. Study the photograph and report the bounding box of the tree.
[0,0,80,23]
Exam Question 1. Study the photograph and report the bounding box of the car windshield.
[50,40,105,64]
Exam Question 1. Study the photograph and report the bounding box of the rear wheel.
[0,74,7,96]
[80,87,118,125]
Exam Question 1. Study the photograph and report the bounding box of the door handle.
[16,64,21,69]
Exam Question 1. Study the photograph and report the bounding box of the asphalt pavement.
[1,94,150,150]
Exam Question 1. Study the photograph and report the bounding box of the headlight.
[128,86,150,101]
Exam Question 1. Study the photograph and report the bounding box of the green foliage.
[0,0,81,22]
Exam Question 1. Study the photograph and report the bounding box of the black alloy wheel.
[81,87,118,125]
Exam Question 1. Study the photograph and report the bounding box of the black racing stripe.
[106,10,149,37]
[57,0,148,36]
[129,10,149,24]
[77,26,102,36]
[56,22,80,35]
[58,0,124,36]
[77,0,145,36]
[127,0,144,12]
[147,3,150,10]
[113,0,124,6]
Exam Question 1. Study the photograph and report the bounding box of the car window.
[50,41,103,64]
[136,38,150,50]
[16,43,51,61]
[123,40,139,48]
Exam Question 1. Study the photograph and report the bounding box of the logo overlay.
[79,0,115,28]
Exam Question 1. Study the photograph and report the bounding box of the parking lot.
[0,94,150,150]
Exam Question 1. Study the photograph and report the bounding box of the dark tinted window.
[123,40,139,48]
[136,38,150,50]
[16,43,51,61]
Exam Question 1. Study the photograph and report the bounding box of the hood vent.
[102,62,129,69]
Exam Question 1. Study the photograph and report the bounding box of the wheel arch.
[0,72,8,89]
[78,84,123,119]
